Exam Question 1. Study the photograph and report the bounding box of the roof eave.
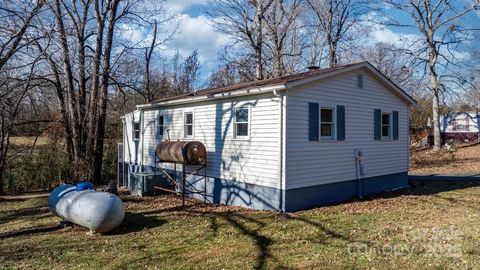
[136,84,287,109]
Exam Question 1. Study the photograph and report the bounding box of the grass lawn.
[410,143,480,175]
[1,181,480,269]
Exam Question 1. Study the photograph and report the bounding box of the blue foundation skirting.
[284,172,408,212]
[122,162,407,212]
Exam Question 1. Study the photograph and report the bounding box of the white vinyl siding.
[441,113,478,133]
[285,69,409,189]
[132,93,281,188]
[123,110,141,167]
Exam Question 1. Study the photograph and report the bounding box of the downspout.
[140,109,145,172]
[273,89,284,211]
[354,149,364,198]
[121,118,125,188]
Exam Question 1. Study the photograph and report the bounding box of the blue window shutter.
[337,105,345,141]
[393,111,399,140]
[308,102,319,141]
[374,109,381,140]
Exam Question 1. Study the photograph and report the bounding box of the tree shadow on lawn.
[138,200,371,270]
[349,180,480,212]
[0,224,63,240]
[106,211,167,235]
[117,180,480,269]
[0,204,49,225]
[380,180,480,198]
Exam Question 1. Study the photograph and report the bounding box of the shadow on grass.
[383,180,480,198]
[0,224,62,240]
[106,211,167,235]
[0,205,49,225]
[0,197,27,203]
[141,201,361,270]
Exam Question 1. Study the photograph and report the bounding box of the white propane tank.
[48,182,125,233]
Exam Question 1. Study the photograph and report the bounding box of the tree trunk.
[254,0,264,80]
[0,162,4,195]
[85,0,105,173]
[273,51,282,77]
[92,0,120,182]
[329,40,337,68]
[431,88,441,151]
[53,0,84,180]
[427,29,441,152]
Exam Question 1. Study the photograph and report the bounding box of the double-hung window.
[158,115,164,136]
[320,108,335,139]
[234,107,249,138]
[184,112,193,138]
[382,112,391,139]
[133,122,140,141]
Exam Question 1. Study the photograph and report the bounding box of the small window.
[133,122,140,141]
[452,118,469,131]
[234,107,249,138]
[356,74,363,88]
[184,112,193,137]
[158,115,164,136]
[320,108,335,139]
[382,113,391,138]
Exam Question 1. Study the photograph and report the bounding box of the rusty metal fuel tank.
[155,141,206,164]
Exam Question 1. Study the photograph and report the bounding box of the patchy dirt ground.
[2,182,480,269]
[410,143,480,175]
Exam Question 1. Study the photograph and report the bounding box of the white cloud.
[370,26,419,45]
[449,50,471,61]
[165,0,209,13]
[164,14,231,64]
[118,23,142,43]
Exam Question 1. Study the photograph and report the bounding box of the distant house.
[119,62,417,212]
[441,112,480,144]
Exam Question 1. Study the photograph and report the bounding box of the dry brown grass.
[410,144,480,175]
[9,136,50,147]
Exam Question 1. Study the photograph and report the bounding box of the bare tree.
[208,0,274,80]
[0,0,46,70]
[384,0,480,151]
[359,42,427,94]
[264,0,302,77]
[263,0,303,77]
[0,0,46,194]
[306,0,370,67]
[144,20,158,102]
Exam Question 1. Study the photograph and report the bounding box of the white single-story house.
[441,112,480,144]
[120,61,416,212]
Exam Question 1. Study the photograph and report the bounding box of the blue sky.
[159,0,479,82]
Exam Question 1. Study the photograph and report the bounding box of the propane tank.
[48,182,125,233]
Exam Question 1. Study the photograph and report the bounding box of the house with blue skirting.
[120,62,416,212]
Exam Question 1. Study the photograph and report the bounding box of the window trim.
[157,114,165,137]
[381,112,392,140]
[320,106,336,140]
[183,111,194,138]
[133,121,141,141]
[233,106,251,140]
[452,118,469,132]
